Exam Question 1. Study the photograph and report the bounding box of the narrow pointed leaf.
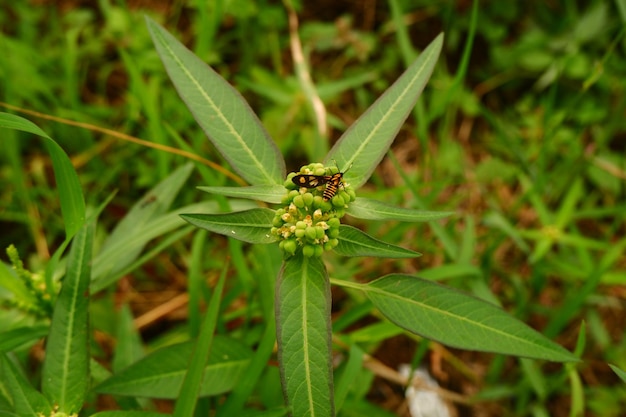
[347,197,453,221]
[199,184,287,204]
[0,112,51,137]
[146,17,285,185]
[92,163,193,284]
[1,353,52,417]
[365,275,578,362]
[335,225,421,258]
[0,112,85,238]
[95,337,251,399]
[173,264,226,417]
[41,222,94,414]
[276,254,334,417]
[325,34,443,188]
[609,364,626,383]
[181,209,277,244]
[91,412,169,417]
[0,324,49,352]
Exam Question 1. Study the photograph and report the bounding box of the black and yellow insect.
[292,165,350,201]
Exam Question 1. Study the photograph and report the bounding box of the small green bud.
[305,226,318,240]
[327,218,340,228]
[331,194,345,207]
[346,188,356,202]
[282,239,297,255]
[293,195,305,208]
[303,245,316,257]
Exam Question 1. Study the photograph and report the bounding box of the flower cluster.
[271,163,356,257]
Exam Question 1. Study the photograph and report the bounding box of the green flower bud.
[327,218,340,228]
[331,194,345,207]
[303,245,316,257]
[293,195,305,208]
[346,188,356,202]
[305,226,318,240]
[282,239,297,255]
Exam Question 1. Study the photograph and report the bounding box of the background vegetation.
[1,0,625,416]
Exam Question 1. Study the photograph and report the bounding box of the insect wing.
[292,174,331,188]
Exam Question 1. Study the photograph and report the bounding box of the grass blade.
[95,337,251,399]
[1,353,52,416]
[0,112,85,239]
[173,263,227,417]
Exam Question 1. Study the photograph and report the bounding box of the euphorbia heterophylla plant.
[146,17,578,417]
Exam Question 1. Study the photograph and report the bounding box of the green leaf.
[90,164,196,291]
[0,112,51,137]
[215,319,277,417]
[95,336,251,399]
[173,264,226,417]
[334,344,364,413]
[0,325,49,352]
[364,275,579,362]
[325,34,443,188]
[199,184,287,204]
[1,353,52,417]
[181,209,278,244]
[335,225,421,258]
[91,412,170,417]
[0,112,85,239]
[347,197,454,222]
[609,364,626,384]
[112,305,145,373]
[41,222,94,414]
[276,254,334,417]
[145,17,286,186]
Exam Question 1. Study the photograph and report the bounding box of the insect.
[292,163,351,201]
